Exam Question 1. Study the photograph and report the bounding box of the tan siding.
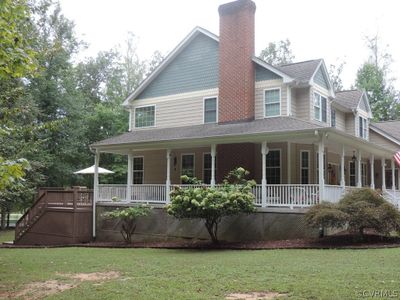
[345,113,355,136]
[131,89,218,130]
[293,88,310,120]
[289,87,296,116]
[369,131,399,152]
[254,80,286,119]
[335,109,346,131]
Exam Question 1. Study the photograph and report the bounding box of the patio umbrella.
[73,165,114,174]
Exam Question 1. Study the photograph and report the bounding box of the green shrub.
[305,188,400,237]
[167,167,256,243]
[103,205,151,243]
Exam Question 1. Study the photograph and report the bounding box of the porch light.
[351,151,356,162]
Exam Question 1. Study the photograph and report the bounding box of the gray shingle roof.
[91,117,323,147]
[333,90,363,110]
[277,59,322,82]
[371,120,400,142]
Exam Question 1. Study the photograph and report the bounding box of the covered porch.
[91,120,400,209]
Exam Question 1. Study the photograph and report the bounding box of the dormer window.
[264,88,281,117]
[204,97,217,123]
[314,92,327,123]
[359,116,368,139]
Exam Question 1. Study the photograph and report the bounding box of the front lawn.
[0,246,399,299]
[0,230,14,243]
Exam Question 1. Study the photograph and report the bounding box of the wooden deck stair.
[15,188,93,245]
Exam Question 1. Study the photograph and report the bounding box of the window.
[203,153,216,184]
[204,97,217,123]
[349,161,356,186]
[266,150,281,184]
[361,162,367,186]
[135,105,155,128]
[300,151,310,184]
[331,109,336,128]
[314,92,327,122]
[181,154,195,179]
[264,89,281,117]
[133,157,144,184]
[359,116,368,139]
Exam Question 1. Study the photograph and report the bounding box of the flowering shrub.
[167,167,256,243]
[103,205,151,243]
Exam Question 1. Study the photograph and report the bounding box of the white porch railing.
[265,184,319,207]
[324,185,345,204]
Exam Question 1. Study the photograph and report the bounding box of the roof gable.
[123,27,219,105]
[313,65,329,90]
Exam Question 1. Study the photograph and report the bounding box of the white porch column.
[127,153,133,202]
[340,145,345,188]
[357,150,362,188]
[318,138,325,201]
[261,141,268,207]
[93,150,100,238]
[210,144,216,187]
[370,155,375,189]
[392,159,396,192]
[166,149,171,203]
[382,158,386,191]
[287,142,291,184]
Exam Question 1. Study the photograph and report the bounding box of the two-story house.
[91,0,400,231]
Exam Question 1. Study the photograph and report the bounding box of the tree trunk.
[6,210,10,228]
[205,218,220,244]
[0,208,6,230]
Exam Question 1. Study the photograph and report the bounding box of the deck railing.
[324,185,345,203]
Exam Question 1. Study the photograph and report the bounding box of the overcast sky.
[59,0,400,90]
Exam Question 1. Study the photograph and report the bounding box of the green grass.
[0,230,14,243]
[0,246,400,299]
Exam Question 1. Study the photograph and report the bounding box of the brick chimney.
[218,0,256,123]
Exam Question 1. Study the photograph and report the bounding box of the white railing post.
[261,141,268,207]
[93,150,100,238]
[127,153,133,202]
[318,137,325,202]
[356,149,362,188]
[370,155,375,189]
[210,144,216,187]
[392,159,396,192]
[340,145,345,189]
[166,149,171,203]
[382,158,386,191]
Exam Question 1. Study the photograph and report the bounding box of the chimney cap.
[218,0,256,16]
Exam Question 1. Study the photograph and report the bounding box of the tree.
[259,39,294,65]
[147,50,164,75]
[328,60,346,91]
[305,188,400,238]
[167,168,256,243]
[103,205,151,243]
[355,34,398,121]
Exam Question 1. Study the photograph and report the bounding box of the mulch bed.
[2,233,400,250]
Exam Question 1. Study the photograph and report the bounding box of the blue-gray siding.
[359,94,368,111]
[255,64,282,81]
[137,34,219,99]
[314,66,329,90]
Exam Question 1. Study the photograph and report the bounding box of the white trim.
[132,156,144,184]
[128,110,132,132]
[309,59,335,98]
[134,104,156,129]
[252,57,294,83]
[123,27,218,106]
[300,150,310,184]
[357,92,373,118]
[266,148,282,184]
[181,153,195,179]
[263,87,282,118]
[203,96,218,124]
[313,91,328,123]
[286,86,292,116]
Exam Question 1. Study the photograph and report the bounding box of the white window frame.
[202,152,216,184]
[132,156,144,184]
[358,116,368,140]
[181,153,195,179]
[300,150,310,184]
[134,104,156,128]
[203,96,218,124]
[264,87,281,118]
[349,161,356,187]
[266,148,282,184]
[313,92,327,123]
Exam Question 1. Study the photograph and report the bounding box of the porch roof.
[91,117,323,148]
